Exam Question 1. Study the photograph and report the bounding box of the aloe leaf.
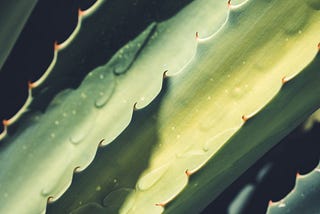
[1,0,320,213]
[122,0,320,212]
[48,0,320,213]
[165,55,320,213]
[0,1,38,70]
[49,53,320,214]
[0,0,229,213]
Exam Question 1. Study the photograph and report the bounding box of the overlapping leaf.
[47,0,320,213]
[0,0,231,213]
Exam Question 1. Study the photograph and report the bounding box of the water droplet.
[94,73,115,108]
[95,91,112,108]
[96,186,101,191]
[137,165,169,191]
[207,96,211,100]
[99,74,104,79]
[113,179,117,183]
[202,146,209,152]
[70,133,84,145]
[69,120,93,145]
[22,145,27,150]
[54,120,59,125]
[41,189,50,197]
[171,126,175,131]
[63,112,67,117]
[50,133,56,138]
[72,110,77,115]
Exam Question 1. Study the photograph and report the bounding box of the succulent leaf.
[0,0,319,213]
[49,0,320,213]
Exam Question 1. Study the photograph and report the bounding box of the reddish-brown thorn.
[163,70,168,79]
[2,119,9,127]
[133,102,138,110]
[47,196,54,203]
[185,169,192,177]
[228,0,231,7]
[78,8,85,17]
[281,76,288,85]
[98,139,105,147]
[318,42,320,50]
[28,81,35,89]
[195,32,199,40]
[54,41,60,51]
[73,166,81,173]
[268,200,274,206]
[296,172,301,178]
[241,115,248,122]
[155,202,166,207]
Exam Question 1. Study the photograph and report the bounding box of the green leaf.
[1,0,320,213]
[0,0,38,70]
[48,0,320,213]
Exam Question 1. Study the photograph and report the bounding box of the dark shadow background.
[0,0,319,213]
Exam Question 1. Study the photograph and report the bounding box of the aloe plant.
[0,0,319,213]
